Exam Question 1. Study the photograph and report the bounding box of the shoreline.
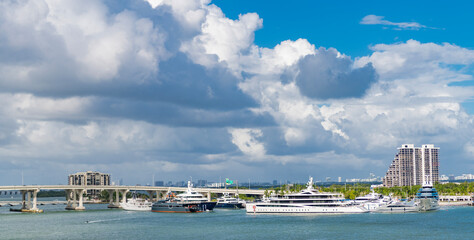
[439,201,473,206]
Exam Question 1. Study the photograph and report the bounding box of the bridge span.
[0,185,265,212]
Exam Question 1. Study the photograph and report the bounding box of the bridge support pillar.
[21,190,27,209]
[115,189,120,207]
[31,189,38,211]
[16,189,42,212]
[65,189,74,210]
[66,189,85,210]
[108,189,121,208]
[27,191,32,209]
[121,189,130,204]
[207,191,211,202]
[146,191,154,201]
[107,190,113,205]
[155,191,160,200]
[76,189,85,210]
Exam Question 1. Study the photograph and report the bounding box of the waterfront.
[1,200,473,240]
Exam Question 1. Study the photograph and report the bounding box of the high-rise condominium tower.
[383,144,439,187]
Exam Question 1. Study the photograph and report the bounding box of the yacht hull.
[199,202,217,211]
[120,202,152,211]
[151,201,216,213]
[215,203,244,209]
[417,199,439,211]
[374,205,419,213]
[246,203,368,214]
[152,202,200,213]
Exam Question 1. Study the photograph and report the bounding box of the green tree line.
[262,182,474,199]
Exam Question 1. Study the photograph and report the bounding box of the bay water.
[1,199,473,239]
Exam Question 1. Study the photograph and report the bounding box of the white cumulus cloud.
[0,0,473,184]
[228,128,266,158]
[360,14,433,30]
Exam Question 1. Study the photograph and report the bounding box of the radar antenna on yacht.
[423,175,433,187]
[306,177,314,190]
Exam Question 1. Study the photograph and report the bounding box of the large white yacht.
[152,181,216,213]
[173,181,216,211]
[175,181,209,202]
[415,177,439,211]
[120,193,152,211]
[246,177,368,214]
[375,177,439,213]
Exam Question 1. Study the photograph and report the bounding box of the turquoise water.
[1,201,473,240]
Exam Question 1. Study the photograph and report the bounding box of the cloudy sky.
[1,0,473,185]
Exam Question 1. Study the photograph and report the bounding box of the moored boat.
[374,200,420,213]
[354,189,392,211]
[120,193,152,211]
[175,181,216,211]
[152,181,216,213]
[151,200,201,213]
[246,177,368,214]
[215,193,244,209]
[415,181,439,211]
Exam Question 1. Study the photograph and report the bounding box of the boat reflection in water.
[152,181,216,213]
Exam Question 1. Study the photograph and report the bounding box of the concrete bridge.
[0,185,265,212]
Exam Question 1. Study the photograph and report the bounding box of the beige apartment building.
[383,144,439,187]
[68,171,111,197]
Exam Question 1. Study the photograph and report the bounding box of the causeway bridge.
[0,185,265,212]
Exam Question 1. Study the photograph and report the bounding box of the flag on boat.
[225,178,233,185]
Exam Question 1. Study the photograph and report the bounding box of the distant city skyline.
[0,1,473,185]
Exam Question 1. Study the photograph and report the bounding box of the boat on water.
[151,200,202,213]
[246,177,368,214]
[374,199,420,213]
[354,190,384,204]
[152,181,216,213]
[354,189,392,211]
[415,181,439,211]
[120,193,152,211]
[215,193,244,209]
[376,178,439,213]
[10,208,44,213]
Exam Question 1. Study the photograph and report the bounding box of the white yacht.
[176,181,210,202]
[173,181,216,211]
[354,189,391,211]
[120,194,152,211]
[414,178,439,211]
[215,193,244,209]
[374,199,420,213]
[354,191,383,204]
[375,178,439,213]
[246,177,368,214]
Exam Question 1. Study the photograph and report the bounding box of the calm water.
[0,200,473,240]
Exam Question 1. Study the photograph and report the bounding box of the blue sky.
[0,0,473,185]
[215,0,473,56]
